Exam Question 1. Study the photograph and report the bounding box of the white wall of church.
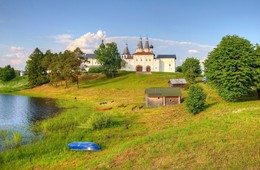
[159,58,176,72]
[82,58,100,71]
[121,56,176,72]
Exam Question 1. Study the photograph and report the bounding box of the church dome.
[123,43,131,55]
[99,39,105,48]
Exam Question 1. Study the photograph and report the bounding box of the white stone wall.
[159,58,176,72]
[121,55,176,72]
[82,58,100,71]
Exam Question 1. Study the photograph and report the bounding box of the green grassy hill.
[0,72,259,169]
[0,76,29,93]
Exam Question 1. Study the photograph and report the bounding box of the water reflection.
[0,94,60,150]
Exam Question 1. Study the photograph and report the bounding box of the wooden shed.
[168,79,187,88]
[145,87,182,108]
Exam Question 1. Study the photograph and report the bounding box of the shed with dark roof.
[168,78,187,88]
[145,87,182,107]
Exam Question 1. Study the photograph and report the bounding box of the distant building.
[168,79,187,88]
[81,36,177,73]
[81,54,100,72]
[145,87,182,107]
[121,37,176,73]
[19,71,25,76]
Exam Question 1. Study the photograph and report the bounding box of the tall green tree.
[182,57,201,84]
[42,50,60,86]
[204,35,255,101]
[26,48,48,87]
[59,48,82,88]
[0,65,16,81]
[254,45,260,98]
[71,47,84,88]
[94,42,121,78]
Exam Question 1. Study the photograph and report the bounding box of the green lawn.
[0,72,259,169]
[0,76,29,93]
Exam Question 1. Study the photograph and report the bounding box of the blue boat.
[68,142,101,151]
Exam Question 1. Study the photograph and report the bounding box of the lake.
[0,94,60,150]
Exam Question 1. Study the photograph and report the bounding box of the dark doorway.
[146,66,151,72]
[136,65,143,72]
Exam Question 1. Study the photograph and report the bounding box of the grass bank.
[0,71,259,169]
[0,76,29,93]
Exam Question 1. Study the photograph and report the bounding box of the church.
[83,37,177,73]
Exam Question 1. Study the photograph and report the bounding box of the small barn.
[145,87,182,108]
[168,79,187,88]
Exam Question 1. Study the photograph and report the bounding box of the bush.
[0,65,16,81]
[85,112,113,130]
[88,66,103,73]
[186,85,206,114]
[176,66,182,72]
[13,132,22,147]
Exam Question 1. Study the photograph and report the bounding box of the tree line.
[26,42,122,88]
[177,35,260,103]
[26,47,83,88]
[176,35,260,115]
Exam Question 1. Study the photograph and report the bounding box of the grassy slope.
[0,71,259,169]
[0,76,29,93]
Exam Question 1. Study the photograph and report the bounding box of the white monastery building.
[83,37,177,73]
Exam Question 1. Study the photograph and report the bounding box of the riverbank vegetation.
[0,71,259,169]
[0,76,28,93]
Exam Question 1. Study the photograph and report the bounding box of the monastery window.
[146,59,147,61]
[141,59,142,61]
[169,64,171,66]
[149,59,151,61]
[136,59,138,61]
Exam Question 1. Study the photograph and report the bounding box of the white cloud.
[188,49,199,54]
[0,45,29,70]
[54,30,106,53]
[54,34,73,44]
[10,46,24,51]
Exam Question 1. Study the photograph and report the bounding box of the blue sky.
[0,0,259,69]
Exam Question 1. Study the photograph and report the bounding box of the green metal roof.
[145,87,182,97]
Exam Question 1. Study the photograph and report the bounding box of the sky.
[0,0,259,70]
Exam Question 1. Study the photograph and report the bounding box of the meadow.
[0,71,259,169]
[0,76,29,93]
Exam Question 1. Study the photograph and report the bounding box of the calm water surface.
[0,94,60,150]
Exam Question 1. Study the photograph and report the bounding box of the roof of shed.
[168,79,187,84]
[145,87,182,97]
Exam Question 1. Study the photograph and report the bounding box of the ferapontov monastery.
[83,37,177,73]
